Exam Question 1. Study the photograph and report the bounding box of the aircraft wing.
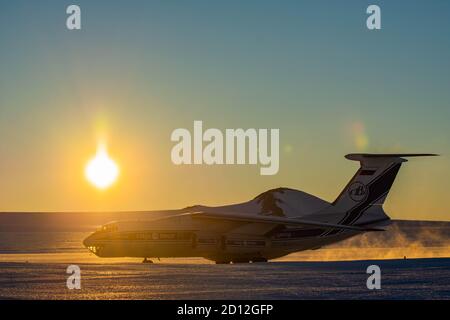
[190,211,384,232]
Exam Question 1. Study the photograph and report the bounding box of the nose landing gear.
[142,257,153,263]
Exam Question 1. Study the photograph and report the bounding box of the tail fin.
[316,153,437,228]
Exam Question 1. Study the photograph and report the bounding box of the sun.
[85,143,119,190]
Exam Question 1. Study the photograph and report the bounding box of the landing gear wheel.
[215,260,231,264]
[251,258,268,263]
[231,259,250,264]
[142,258,153,263]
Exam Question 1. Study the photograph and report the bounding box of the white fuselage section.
[83,214,359,263]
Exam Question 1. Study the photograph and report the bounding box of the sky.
[0,1,449,221]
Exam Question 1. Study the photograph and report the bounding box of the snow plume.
[282,220,450,261]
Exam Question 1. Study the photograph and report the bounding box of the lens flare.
[351,121,369,151]
[85,143,119,190]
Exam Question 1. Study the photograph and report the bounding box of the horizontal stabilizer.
[346,153,438,161]
[317,152,439,229]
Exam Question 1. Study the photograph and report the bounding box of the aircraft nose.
[83,233,94,247]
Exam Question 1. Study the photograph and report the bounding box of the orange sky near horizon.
[0,2,449,222]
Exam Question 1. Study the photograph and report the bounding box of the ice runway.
[0,216,448,299]
[1,258,449,299]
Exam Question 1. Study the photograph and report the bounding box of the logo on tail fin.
[348,182,368,202]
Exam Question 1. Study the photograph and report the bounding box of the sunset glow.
[85,143,119,190]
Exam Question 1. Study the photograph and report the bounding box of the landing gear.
[251,258,268,263]
[231,259,250,264]
[214,257,268,264]
[142,257,153,263]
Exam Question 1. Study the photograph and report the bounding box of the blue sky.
[0,1,449,220]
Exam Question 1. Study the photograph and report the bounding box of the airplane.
[83,153,437,264]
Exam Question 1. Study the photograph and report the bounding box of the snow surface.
[0,258,449,299]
